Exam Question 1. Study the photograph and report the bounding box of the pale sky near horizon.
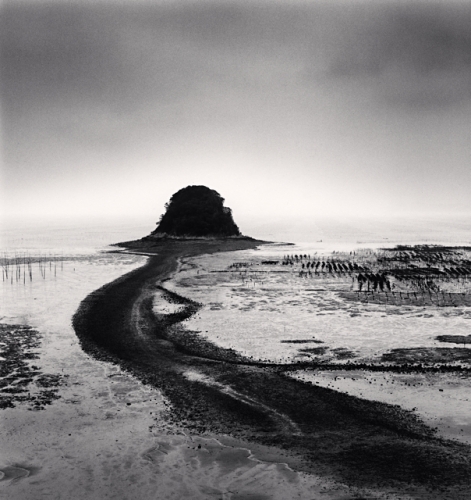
[1,0,471,226]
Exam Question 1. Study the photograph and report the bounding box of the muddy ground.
[0,323,66,411]
[72,238,471,499]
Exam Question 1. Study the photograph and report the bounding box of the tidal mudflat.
[165,244,471,445]
[4,239,471,499]
[0,252,171,499]
[69,238,471,499]
[1,243,357,500]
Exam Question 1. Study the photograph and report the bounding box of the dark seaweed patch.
[0,324,67,410]
[280,339,324,344]
[436,335,471,346]
[332,348,357,360]
[381,347,471,364]
[299,346,329,356]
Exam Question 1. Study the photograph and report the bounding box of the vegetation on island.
[152,185,241,238]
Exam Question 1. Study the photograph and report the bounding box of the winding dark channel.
[73,239,471,499]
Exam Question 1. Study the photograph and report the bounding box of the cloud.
[322,3,471,108]
[2,1,471,218]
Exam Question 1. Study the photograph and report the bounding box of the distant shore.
[73,238,471,499]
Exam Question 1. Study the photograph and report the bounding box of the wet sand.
[72,238,471,499]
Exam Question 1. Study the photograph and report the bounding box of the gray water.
[2,214,469,254]
[241,214,471,247]
[0,216,156,253]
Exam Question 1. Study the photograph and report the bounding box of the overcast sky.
[1,0,471,225]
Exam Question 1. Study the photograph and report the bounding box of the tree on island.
[152,185,241,237]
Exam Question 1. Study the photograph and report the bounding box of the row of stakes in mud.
[230,254,369,273]
[230,254,471,305]
[278,254,471,289]
[1,254,65,284]
[231,254,382,289]
[281,254,370,277]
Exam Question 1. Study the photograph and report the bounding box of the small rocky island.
[152,185,241,238]
[119,185,259,251]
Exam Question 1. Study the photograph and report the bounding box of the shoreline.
[73,238,471,499]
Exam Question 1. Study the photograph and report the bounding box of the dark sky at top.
[1,0,471,221]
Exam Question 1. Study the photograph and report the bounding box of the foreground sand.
[71,238,471,499]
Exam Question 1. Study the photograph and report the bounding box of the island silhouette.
[152,185,241,238]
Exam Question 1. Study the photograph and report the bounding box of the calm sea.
[0,217,156,254]
[242,214,471,249]
[1,214,470,254]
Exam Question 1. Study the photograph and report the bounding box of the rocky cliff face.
[152,186,241,237]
